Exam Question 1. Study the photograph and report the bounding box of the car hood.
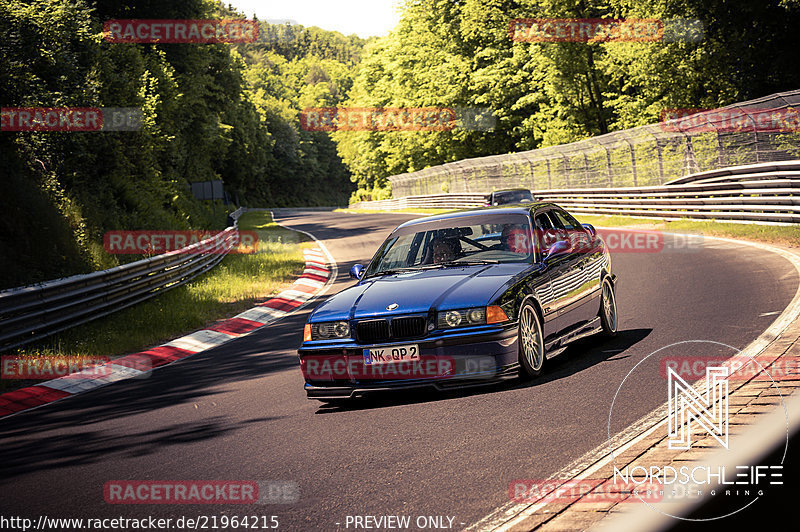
[310,263,531,322]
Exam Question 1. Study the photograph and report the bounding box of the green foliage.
[235,20,366,207]
[336,0,800,196]
[4,0,800,287]
[1,0,361,287]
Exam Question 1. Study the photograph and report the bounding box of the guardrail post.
[623,138,638,187]
[747,111,760,163]
[561,153,571,188]
[682,137,699,176]
[583,152,590,186]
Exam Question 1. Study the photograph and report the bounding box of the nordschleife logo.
[667,366,729,450]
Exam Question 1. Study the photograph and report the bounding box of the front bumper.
[298,325,519,399]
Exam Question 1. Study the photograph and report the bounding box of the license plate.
[363,344,420,365]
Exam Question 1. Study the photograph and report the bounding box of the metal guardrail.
[0,207,247,352]
[350,162,800,224]
[352,193,486,211]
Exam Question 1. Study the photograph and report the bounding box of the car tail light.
[486,305,509,324]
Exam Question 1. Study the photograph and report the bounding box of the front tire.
[518,302,546,380]
[599,278,618,338]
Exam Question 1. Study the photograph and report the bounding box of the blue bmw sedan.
[298,203,617,401]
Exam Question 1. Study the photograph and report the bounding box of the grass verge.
[2,211,311,392]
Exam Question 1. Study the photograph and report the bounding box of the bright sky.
[227,0,405,38]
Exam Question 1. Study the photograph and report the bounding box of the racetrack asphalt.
[1,210,797,531]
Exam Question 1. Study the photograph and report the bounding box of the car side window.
[544,211,567,234]
[550,210,578,230]
[534,212,556,254]
[549,209,591,251]
[534,212,552,230]
[543,210,579,250]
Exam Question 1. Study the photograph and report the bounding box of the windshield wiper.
[437,259,500,267]
[371,265,441,276]
[371,267,417,276]
[371,261,498,276]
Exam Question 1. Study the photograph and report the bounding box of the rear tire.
[518,302,546,380]
[599,278,618,338]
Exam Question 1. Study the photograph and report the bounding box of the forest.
[0,0,364,286]
[338,0,800,200]
[2,0,800,286]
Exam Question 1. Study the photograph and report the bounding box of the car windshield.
[365,214,534,277]
[495,190,534,204]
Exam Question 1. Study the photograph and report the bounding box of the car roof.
[395,202,560,230]
[492,188,532,194]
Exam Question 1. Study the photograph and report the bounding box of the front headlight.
[437,307,486,329]
[310,321,351,340]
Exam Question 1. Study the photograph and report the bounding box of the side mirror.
[543,240,571,264]
[349,264,365,280]
[581,223,596,238]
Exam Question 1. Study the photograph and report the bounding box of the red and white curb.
[0,246,336,419]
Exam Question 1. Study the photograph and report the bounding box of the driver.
[501,224,532,254]
[431,238,456,264]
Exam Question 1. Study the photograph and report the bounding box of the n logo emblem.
[668,366,729,450]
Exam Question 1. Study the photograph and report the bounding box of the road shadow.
[0,306,322,437]
[0,211,403,477]
[0,415,280,480]
[313,328,652,413]
[0,310,316,478]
